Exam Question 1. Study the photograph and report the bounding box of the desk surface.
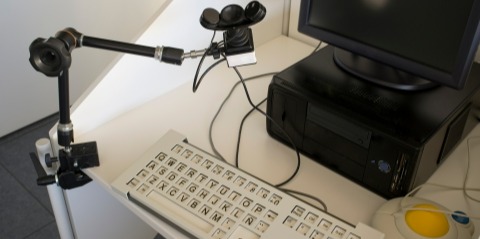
[72,36,480,238]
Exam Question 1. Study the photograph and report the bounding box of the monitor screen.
[298,0,480,90]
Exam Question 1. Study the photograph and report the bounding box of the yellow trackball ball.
[405,204,449,237]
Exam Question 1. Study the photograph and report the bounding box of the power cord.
[193,31,225,93]
[209,72,278,162]
[231,66,301,188]
[235,96,327,211]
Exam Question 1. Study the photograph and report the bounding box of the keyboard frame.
[111,129,385,239]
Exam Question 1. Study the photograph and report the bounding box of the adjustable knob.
[45,153,58,168]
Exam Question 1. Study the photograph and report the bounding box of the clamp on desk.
[26,1,266,190]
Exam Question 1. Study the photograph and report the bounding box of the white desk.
[58,34,480,238]
[66,35,382,238]
[44,2,480,236]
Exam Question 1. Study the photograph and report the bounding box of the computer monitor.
[298,0,480,91]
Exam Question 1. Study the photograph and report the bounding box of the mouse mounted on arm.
[200,1,266,67]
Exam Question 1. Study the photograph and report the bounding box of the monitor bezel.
[298,0,480,89]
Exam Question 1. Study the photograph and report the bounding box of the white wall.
[67,0,286,136]
[0,0,170,137]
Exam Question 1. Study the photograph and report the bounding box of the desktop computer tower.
[266,46,480,199]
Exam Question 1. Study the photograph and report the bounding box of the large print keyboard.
[111,130,384,239]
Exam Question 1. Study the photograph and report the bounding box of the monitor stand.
[333,48,438,91]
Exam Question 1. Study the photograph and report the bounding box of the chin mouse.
[371,197,474,239]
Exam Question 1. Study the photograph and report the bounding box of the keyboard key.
[310,230,325,239]
[157,166,168,176]
[252,204,265,215]
[177,192,190,204]
[264,210,278,222]
[176,177,188,188]
[165,158,177,167]
[283,216,297,228]
[210,211,224,223]
[231,207,244,219]
[176,163,187,173]
[202,159,214,170]
[218,185,230,196]
[166,172,177,181]
[256,188,270,199]
[243,214,257,226]
[154,152,167,161]
[171,144,183,153]
[245,182,258,193]
[222,218,236,230]
[292,206,305,217]
[157,180,168,192]
[137,169,149,178]
[147,175,159,185]
[240,197,253,209]
[197,189,210,199]
[199,205,212,216]
[196,173,208,184]
[212,165,224,175]
[332,226,347,238]
[188,199,201,210]
[185,168,197,178]
[296,223,310,235]
[206,179,219,190]
[181,149,193,159]
[146,160,159,171]
[319,219,332,231]
[137,184,149,194]
[228,191,241,202]
[220,201,233,213]
[305,212,318,225]
[166,186,179,198]
[186,183,198,193]
[208,195,221,206]
[212,229,226,239]
[268,194,282,205]
[234,176,246,187]
[255,221,269,233]
[191,154,203,164]
[223,170,235,181]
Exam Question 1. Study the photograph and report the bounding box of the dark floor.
[0,114,60,239]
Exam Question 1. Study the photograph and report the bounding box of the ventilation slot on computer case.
[438,104,471,164]
[390,153,410,194]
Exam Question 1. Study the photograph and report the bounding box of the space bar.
[144,190,214,234]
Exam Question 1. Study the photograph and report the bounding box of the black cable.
[235,98,267,167]
[233,84,327,210]
[209,72,278,161]
[201,64,327,212]
[281,188,328,212]
[232,67,301,188]
[312,41,323,53]
[199,58,227,89]
[192,31,218,93]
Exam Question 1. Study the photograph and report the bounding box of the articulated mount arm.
[27,1,266,190]
[29,28,192,78]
